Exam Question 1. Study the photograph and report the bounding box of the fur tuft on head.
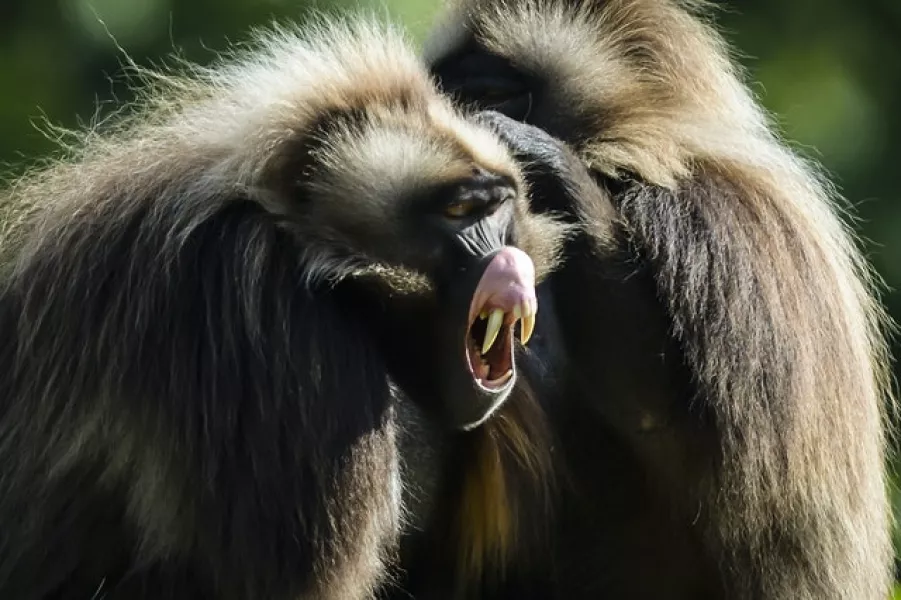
[2,16,533,288]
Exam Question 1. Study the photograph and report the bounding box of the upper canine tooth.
[482,308,505,355]
[524,299,535,318]
[521,311,536,346]
[513,304,522,321]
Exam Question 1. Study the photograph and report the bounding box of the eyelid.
[444,200,475,218]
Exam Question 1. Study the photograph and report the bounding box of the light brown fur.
[0,15,565,599]
[426,1,895,598]
[454,382,555,582]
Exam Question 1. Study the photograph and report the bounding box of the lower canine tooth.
[491,370,513,385]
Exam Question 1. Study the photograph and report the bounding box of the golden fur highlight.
[454,381,555,585]
[2,15,559,290]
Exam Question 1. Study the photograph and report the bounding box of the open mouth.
[463,247,537,392]
[466,304,535,390]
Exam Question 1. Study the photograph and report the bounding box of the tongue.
[468,247,537,324]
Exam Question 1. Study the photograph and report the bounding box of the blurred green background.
[1,0,900,592]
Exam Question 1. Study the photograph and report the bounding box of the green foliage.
[1,0,900,581]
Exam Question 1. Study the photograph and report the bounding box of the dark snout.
[436,248,514,431]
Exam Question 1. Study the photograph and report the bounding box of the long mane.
[433,0,895,596]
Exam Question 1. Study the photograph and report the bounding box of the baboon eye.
[444,200,475,218]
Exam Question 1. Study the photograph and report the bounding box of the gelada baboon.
[0,16,566,600]
[411,0,896,598]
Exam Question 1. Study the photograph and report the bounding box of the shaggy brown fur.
[0,16,565,600]
[395,374,557,595]
[422,1,895,598]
